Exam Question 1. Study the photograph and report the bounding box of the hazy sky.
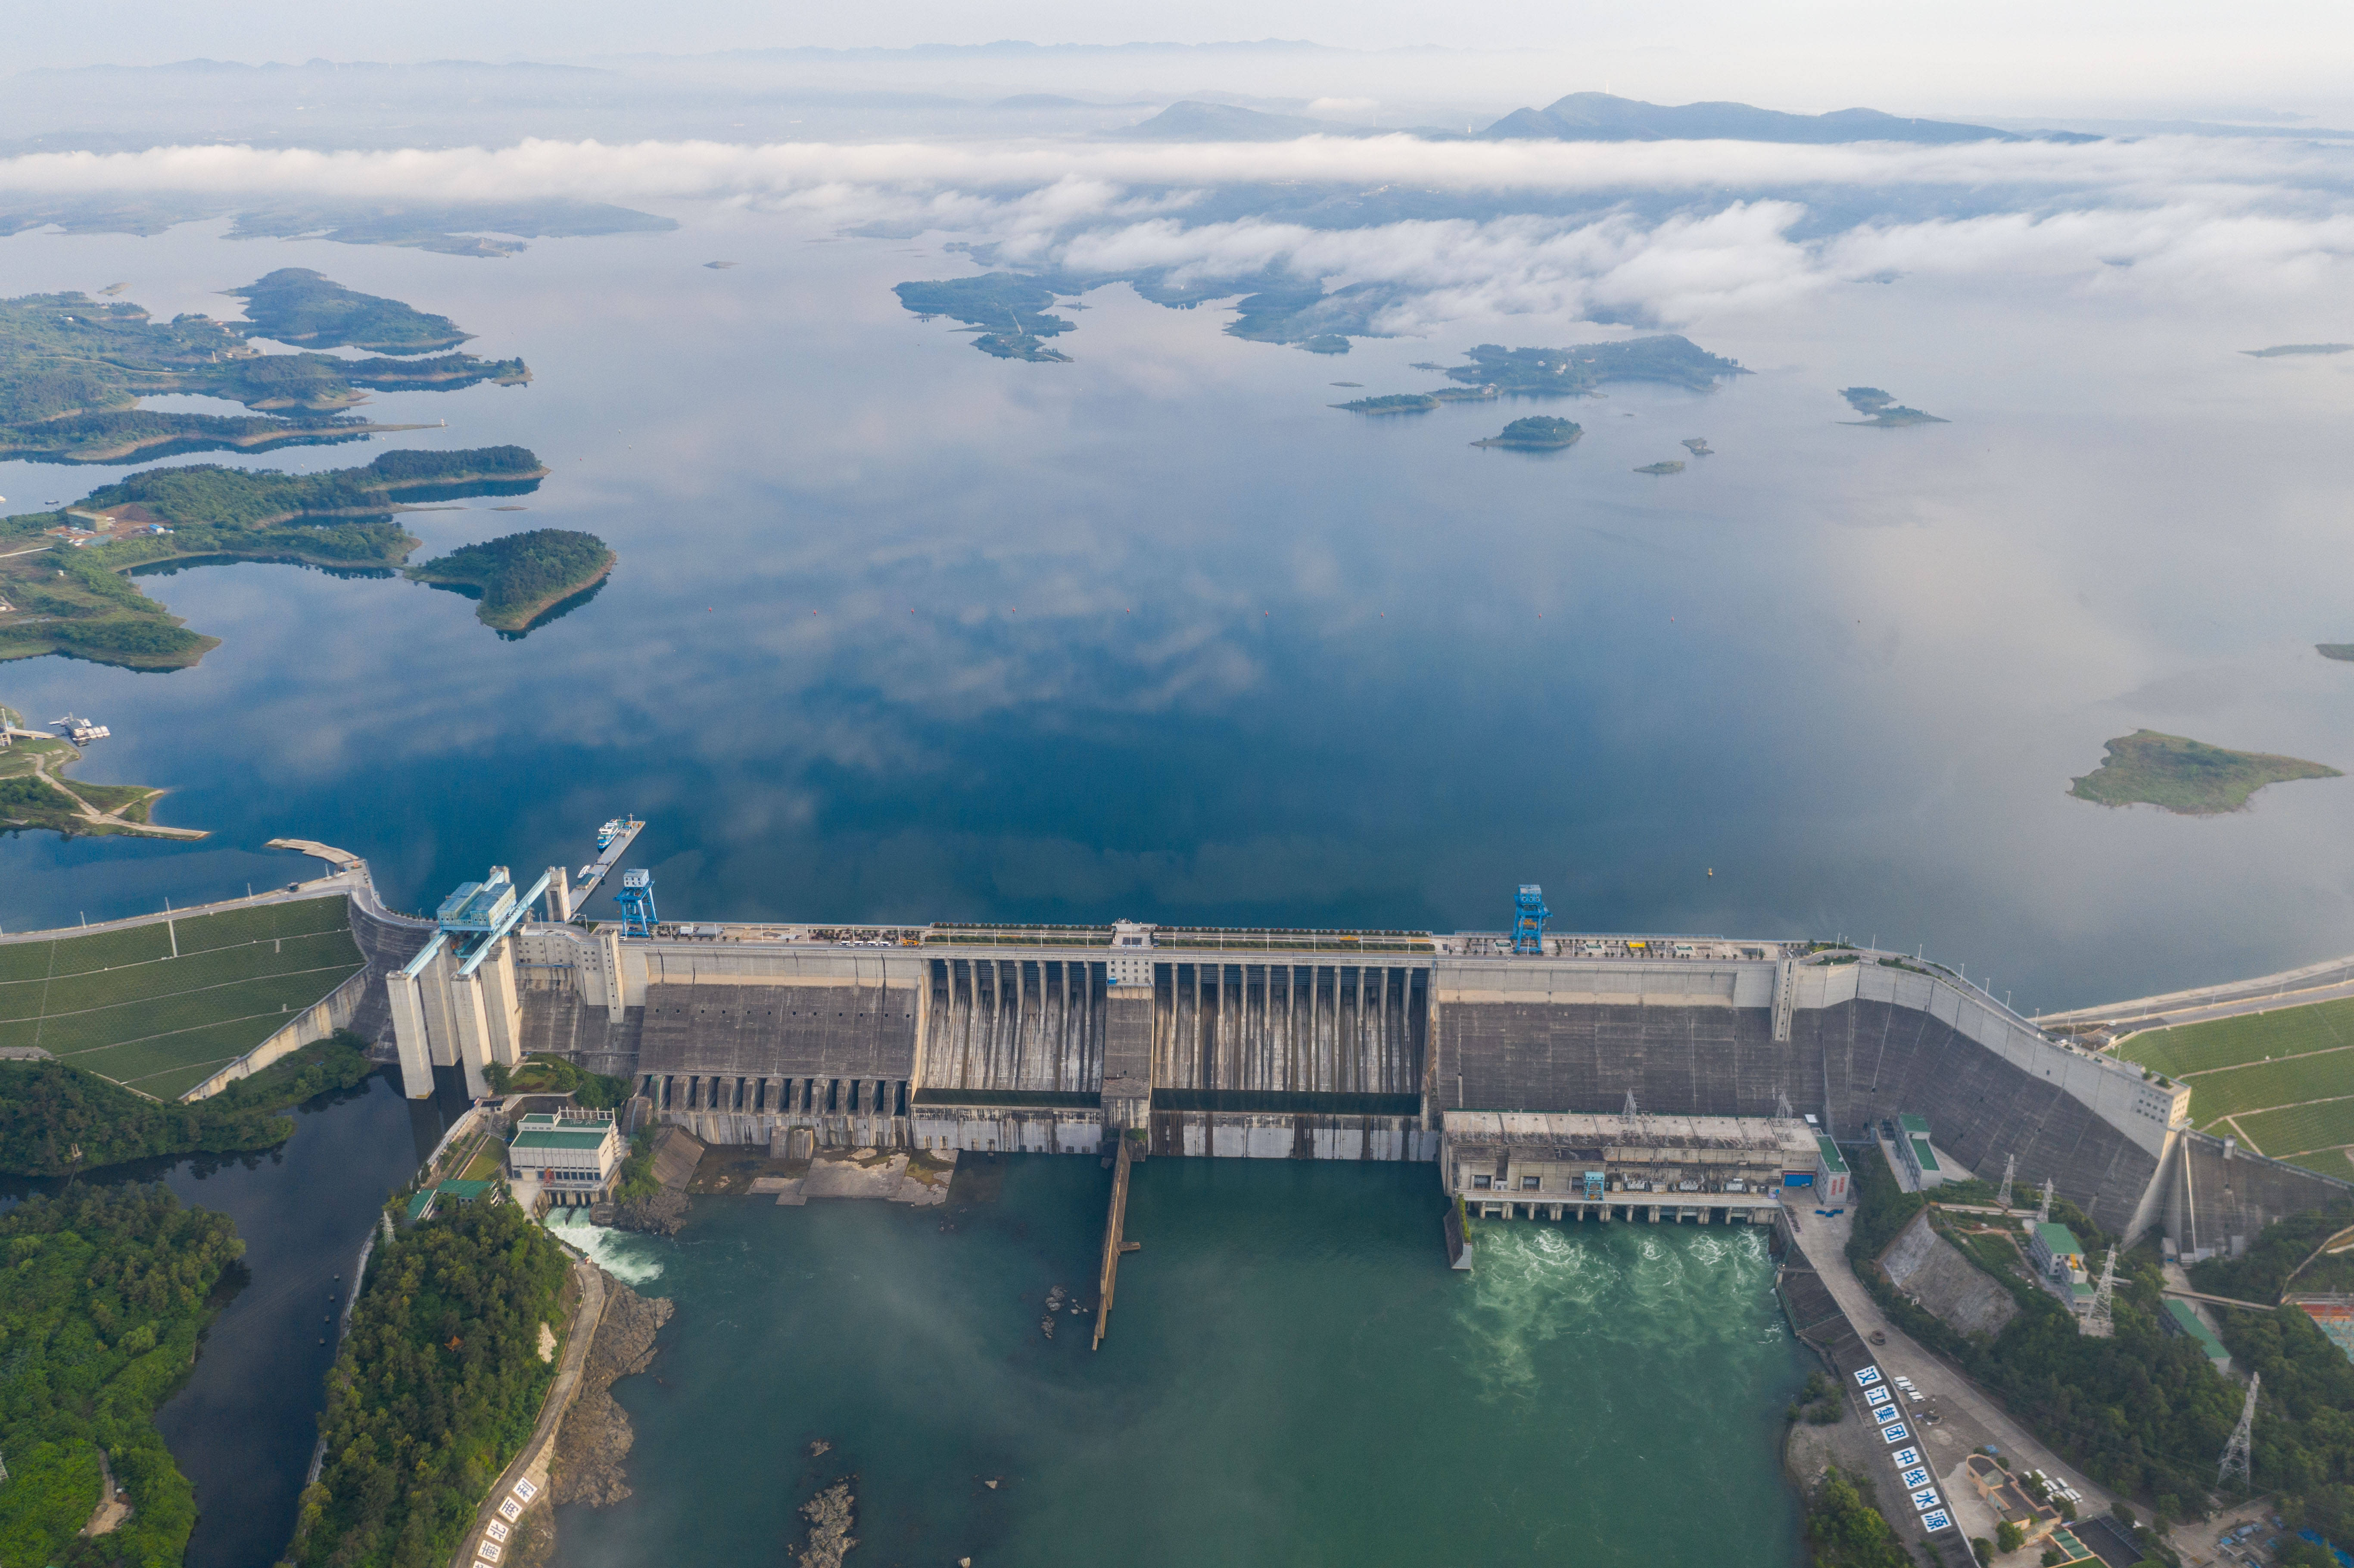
[12,0,2354,120]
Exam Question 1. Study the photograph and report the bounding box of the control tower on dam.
[361,894,2353,1243]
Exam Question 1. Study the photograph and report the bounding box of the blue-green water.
[555,1158,1806,1567]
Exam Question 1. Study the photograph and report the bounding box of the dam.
[324,859,2353,1254]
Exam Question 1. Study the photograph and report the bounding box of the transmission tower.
[2037,1176,2054,1223]
[2082,1248,2118,1338]
[1776,1089,1795,1122]
[1998,1154,2016,1211]
[1623,1089,1639,1119]
[2218,1372,2260,1489]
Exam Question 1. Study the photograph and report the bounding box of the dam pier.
[352,862,2352,1250]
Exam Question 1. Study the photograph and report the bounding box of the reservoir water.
[7,212,2354,1007]
[554,1158,1807,1567]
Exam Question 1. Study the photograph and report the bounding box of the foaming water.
[542,1207,667,1286]
[554,1158,1806,1567]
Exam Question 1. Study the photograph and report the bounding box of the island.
[1681,437,1713,455]
[2243,344,2354,358]
[2319,645,2354,662]
[0,276,530,462]
[1473,416,1584,450]
[1443,337,1749,396]
[893,274,1076,361]
[0,447,559,669]
[227,268,470,353]
[1334,392,1440,414]
[0,703,199,839]
[0,193,676,257]
[2068,729,2341,814]
[1635,460,1686,475]
[1840,386,1948,426]
[406,527,617,633]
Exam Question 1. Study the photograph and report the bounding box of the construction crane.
[1512,884,1549,955]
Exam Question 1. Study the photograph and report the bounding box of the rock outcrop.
[549,1276,676,1507]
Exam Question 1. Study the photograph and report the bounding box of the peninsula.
[893,274,1077,361]
[0,703,199,839]
[1473,416,1584,449]
[2068,729,2341,814]
[406,528,618,632]
[0,277,529,463]
[2318,645,2354,662]
[0,447,556,669]
[2243,344,2353,358]
[1840,386,1948,426]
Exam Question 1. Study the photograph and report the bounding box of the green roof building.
[508,1111,623,1206]
[2162,1298,2231,1372]
[2028,1220,2088,1285]
[1895,1112,1946,1190]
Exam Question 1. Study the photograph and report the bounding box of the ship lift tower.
[1512,884,1549,955]
[616,869,658,937]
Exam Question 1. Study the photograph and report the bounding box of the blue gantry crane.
[1511,883,1548,955]
[616,869,658,937]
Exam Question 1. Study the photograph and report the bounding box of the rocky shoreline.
[549,1277,676,1508]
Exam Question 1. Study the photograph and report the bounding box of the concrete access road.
[1786,1207,2124,1556]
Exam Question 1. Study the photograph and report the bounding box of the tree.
[1997,1521,2027,1554]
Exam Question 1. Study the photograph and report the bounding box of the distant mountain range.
[1117,92,2096,145]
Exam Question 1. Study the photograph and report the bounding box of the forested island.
[407,528,617,632]
[2069,729,2341,814]
[893,274,1076,361]
[1839,386,1948,426]
[1336,336,1747,420]
[290,1201,572,1568]
[228,268,471,353]
[0,448,559,669]
[1473,416,1584,449]
[1635,460,1687,474]
[0,276,529,463]
[0,1186,244,1568]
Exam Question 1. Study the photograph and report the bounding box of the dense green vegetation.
[0,1185,243,1568]
[405,528,614,631]
[1847,1151,2354,1527]
[2069,730,2341,816]
[0,1033,374,1175]
[0,283,527,461]
[1474,415,1584,448]
[1,448,547,670]
[894,274,1076,361]
[1804,1466,1916,1568]
[487,1052,632,1109]
[2189,1205,2354,1303]
[0,895,364,1097]
[292,1202,572,1568]
[1840,387,1949,426]
[228,268,470,354]
[1447,336,1749,396]
[1335,392,1439,414]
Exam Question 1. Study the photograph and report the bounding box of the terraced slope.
[0,896,361,1098]
[2118,998,2354,1177]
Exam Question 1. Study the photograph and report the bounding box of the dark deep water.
[552,1157,1810,1568]
[0,1070,464,1568]
[6,211,2354,1011]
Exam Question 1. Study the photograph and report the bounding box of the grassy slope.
[0,896,363,1097]
[2117,999,2354,1166]
[2069,729,2342,815]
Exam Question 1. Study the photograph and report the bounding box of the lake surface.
[553,1157,1807,1568]
[0,1070,464,1568]
[7,209,2354,1008]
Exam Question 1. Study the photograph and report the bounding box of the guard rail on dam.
[335,904,2354,1245]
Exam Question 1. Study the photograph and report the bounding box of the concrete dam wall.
[355,904,2353,1244]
